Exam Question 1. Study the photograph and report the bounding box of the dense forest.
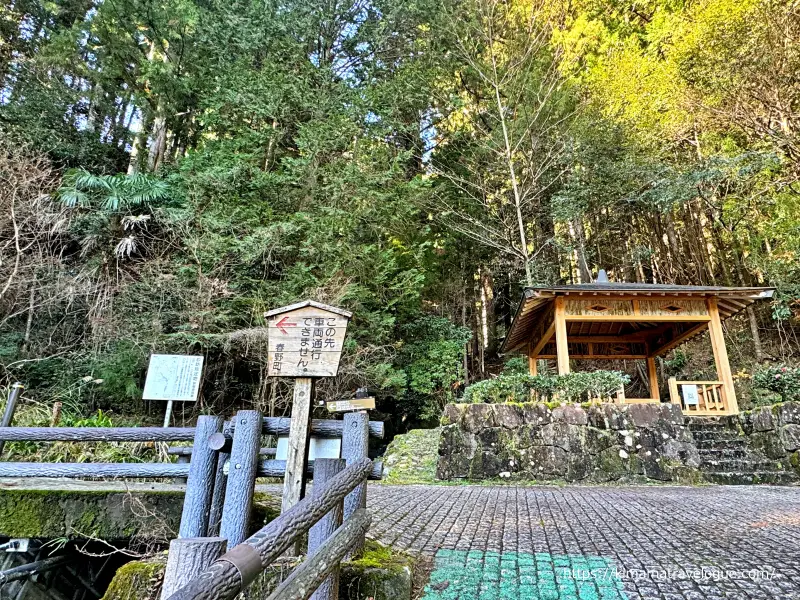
[1,0,799,433]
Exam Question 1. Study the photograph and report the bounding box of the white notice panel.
[681,384,700,406]
[276,436,341,461]
[143,354,204,402]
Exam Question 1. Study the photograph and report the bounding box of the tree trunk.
[571,218,592,283]
[480,266,496,358]
[147,100,168,172]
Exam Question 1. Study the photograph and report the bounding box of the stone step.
[687,419,729,430]
[698,448,749,460]
[690,430,743,442]
[700,458,787,473]
[694,438,749,451]
[702,471,798,485]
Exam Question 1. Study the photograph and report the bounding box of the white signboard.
[266,302,351,378]
[681,384,700,406]
[276,436,341,461]
[142,354,204,402]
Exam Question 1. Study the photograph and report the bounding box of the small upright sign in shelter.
[265,301,353,514]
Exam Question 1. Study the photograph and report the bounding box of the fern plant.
[57,170,171,260]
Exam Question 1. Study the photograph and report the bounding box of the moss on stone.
[347,540,414,573]
[790,451,800,475]
[102,558,165,600]
[382,428,440,484]
[0,489,183,541]
[340,540,414,600]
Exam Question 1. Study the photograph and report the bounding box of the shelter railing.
[668,378,729,415]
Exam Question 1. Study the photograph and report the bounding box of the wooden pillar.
[308,458,345,600]
[554,297,570,375]
[646,357,660,401]
[528,349,538,376]
[341,412,369,558]
[179,415,224,538]
[220,410,261,549]
[282,378,314,513]
[706,298,738,414]
[161,537,226,600]
[207,450,229,537]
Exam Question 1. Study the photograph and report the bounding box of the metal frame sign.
[276,436,342,461]
[266,301,352,377]
[143,354,204,402]
[681,384,700,406]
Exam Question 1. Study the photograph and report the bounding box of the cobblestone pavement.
[366,484,800,600]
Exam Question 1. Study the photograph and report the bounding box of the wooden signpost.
[265,301,352,514]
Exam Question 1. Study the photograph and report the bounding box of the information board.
[142,354,204,402]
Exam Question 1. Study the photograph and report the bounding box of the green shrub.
[461,370,630,404]
[752,364,800,403]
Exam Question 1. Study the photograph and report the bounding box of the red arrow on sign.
[276,316,297,335]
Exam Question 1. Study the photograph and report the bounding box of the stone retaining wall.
[437,402,703,483]
[738,401,800,469]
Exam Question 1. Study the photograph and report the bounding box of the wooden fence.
[0,389,383,600]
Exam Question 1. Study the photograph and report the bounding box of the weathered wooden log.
[308,459,344,600]
[255,459,382,480]
[161,537,227,600]
[170,445,275,457]
[0,555,73,584]
[0,462,190,478]
[0,383,24,456]
[220,410,261,549]
[268,510,370,600]
[341,412,369,556]
[207,451,229,537]
[165,457,373,600]
[223,418,384,440]
[179,416,224,538]
[0,427,195,442]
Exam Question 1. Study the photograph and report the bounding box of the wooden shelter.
[501,279,774,416]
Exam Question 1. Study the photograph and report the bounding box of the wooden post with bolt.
[219,410,261,549]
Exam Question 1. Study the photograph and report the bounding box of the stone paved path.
[366,484,800,599]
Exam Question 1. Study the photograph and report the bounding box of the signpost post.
[265,301,352,514]
[142,354,205,427]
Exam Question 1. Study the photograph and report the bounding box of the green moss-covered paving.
[383,428,440,484]
[421,550,626,600]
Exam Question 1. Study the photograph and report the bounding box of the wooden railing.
[0,407,382,600]
[668,378,729,415]
[163,458,373,600]
[609,387,660,405]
